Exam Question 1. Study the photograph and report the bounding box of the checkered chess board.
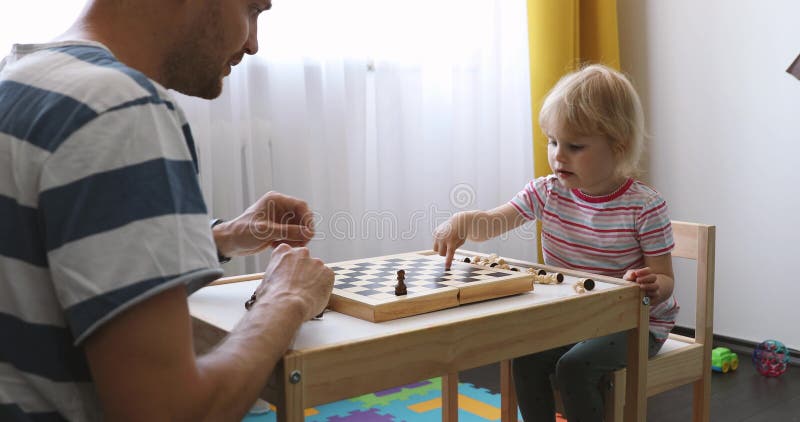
[327,251,534,322]
[331,256,512,300]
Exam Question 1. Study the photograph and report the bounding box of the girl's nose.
[553,144,566,162]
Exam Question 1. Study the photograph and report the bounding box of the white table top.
[189,274,624,350]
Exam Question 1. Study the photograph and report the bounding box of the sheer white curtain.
[0,2,84,54]
[2,0,537,276]
[176,0,538,275]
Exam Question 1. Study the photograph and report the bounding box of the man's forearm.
[191,298,307,420]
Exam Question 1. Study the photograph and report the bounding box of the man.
[0,0,334,420]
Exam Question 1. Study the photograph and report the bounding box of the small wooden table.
[190,262,649,422]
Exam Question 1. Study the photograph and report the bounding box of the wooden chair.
[499,220,716,421]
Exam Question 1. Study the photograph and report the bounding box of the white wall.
[618,0,800,350]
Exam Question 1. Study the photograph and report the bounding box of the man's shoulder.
[3,41,174,114]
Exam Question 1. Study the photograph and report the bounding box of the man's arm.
[84,245,333,421]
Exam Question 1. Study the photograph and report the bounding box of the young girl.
[433,64,676,422]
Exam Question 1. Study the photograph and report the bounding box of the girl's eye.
[569,144,585,151]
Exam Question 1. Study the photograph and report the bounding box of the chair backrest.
[670,221,716,344]
[515,221,718,422]
[602,221,717,422]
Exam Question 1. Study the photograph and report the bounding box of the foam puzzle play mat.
[241,377,563,422]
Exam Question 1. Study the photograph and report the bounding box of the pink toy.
[752,340,790,377]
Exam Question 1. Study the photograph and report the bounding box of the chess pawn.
[572,278,595,293]
[578,278,595,291]
[395,270,407,296]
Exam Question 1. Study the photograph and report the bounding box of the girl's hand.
[433,212,472,269]
[623,267,662,304]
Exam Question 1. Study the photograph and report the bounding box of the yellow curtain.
[525,0,620,262]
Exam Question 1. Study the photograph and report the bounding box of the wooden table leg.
[624,293,649,421]
[276,356,304,422]
[442,372,459,422]
[500,359,518,422]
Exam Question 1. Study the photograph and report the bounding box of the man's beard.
[163,5,227,99]
[163,42,225,99]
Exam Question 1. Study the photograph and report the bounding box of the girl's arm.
[433,203,528,268]
[623,253,675,306]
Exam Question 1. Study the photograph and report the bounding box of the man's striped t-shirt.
[0,41,223,421]
[509,175,678,342]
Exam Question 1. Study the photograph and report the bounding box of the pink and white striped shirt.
[509,175,678,342]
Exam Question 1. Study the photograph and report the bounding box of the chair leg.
[442,372,459,422]
[500,360,518,422]
[692,376,711,422]
[604,370,626,422]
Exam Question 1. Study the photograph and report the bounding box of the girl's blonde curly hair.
[539,64,645,178]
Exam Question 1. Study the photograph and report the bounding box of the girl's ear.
[610,139,631,175]
[607,137,623,157]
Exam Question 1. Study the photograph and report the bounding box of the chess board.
[328,250,535,322]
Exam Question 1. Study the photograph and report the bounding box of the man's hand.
[214,191,315,258]
[251,244,334,320]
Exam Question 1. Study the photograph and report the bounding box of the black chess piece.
[395,269,407,296]
[244,292,257,310]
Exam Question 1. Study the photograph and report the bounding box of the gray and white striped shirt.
[0,41,222,421]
